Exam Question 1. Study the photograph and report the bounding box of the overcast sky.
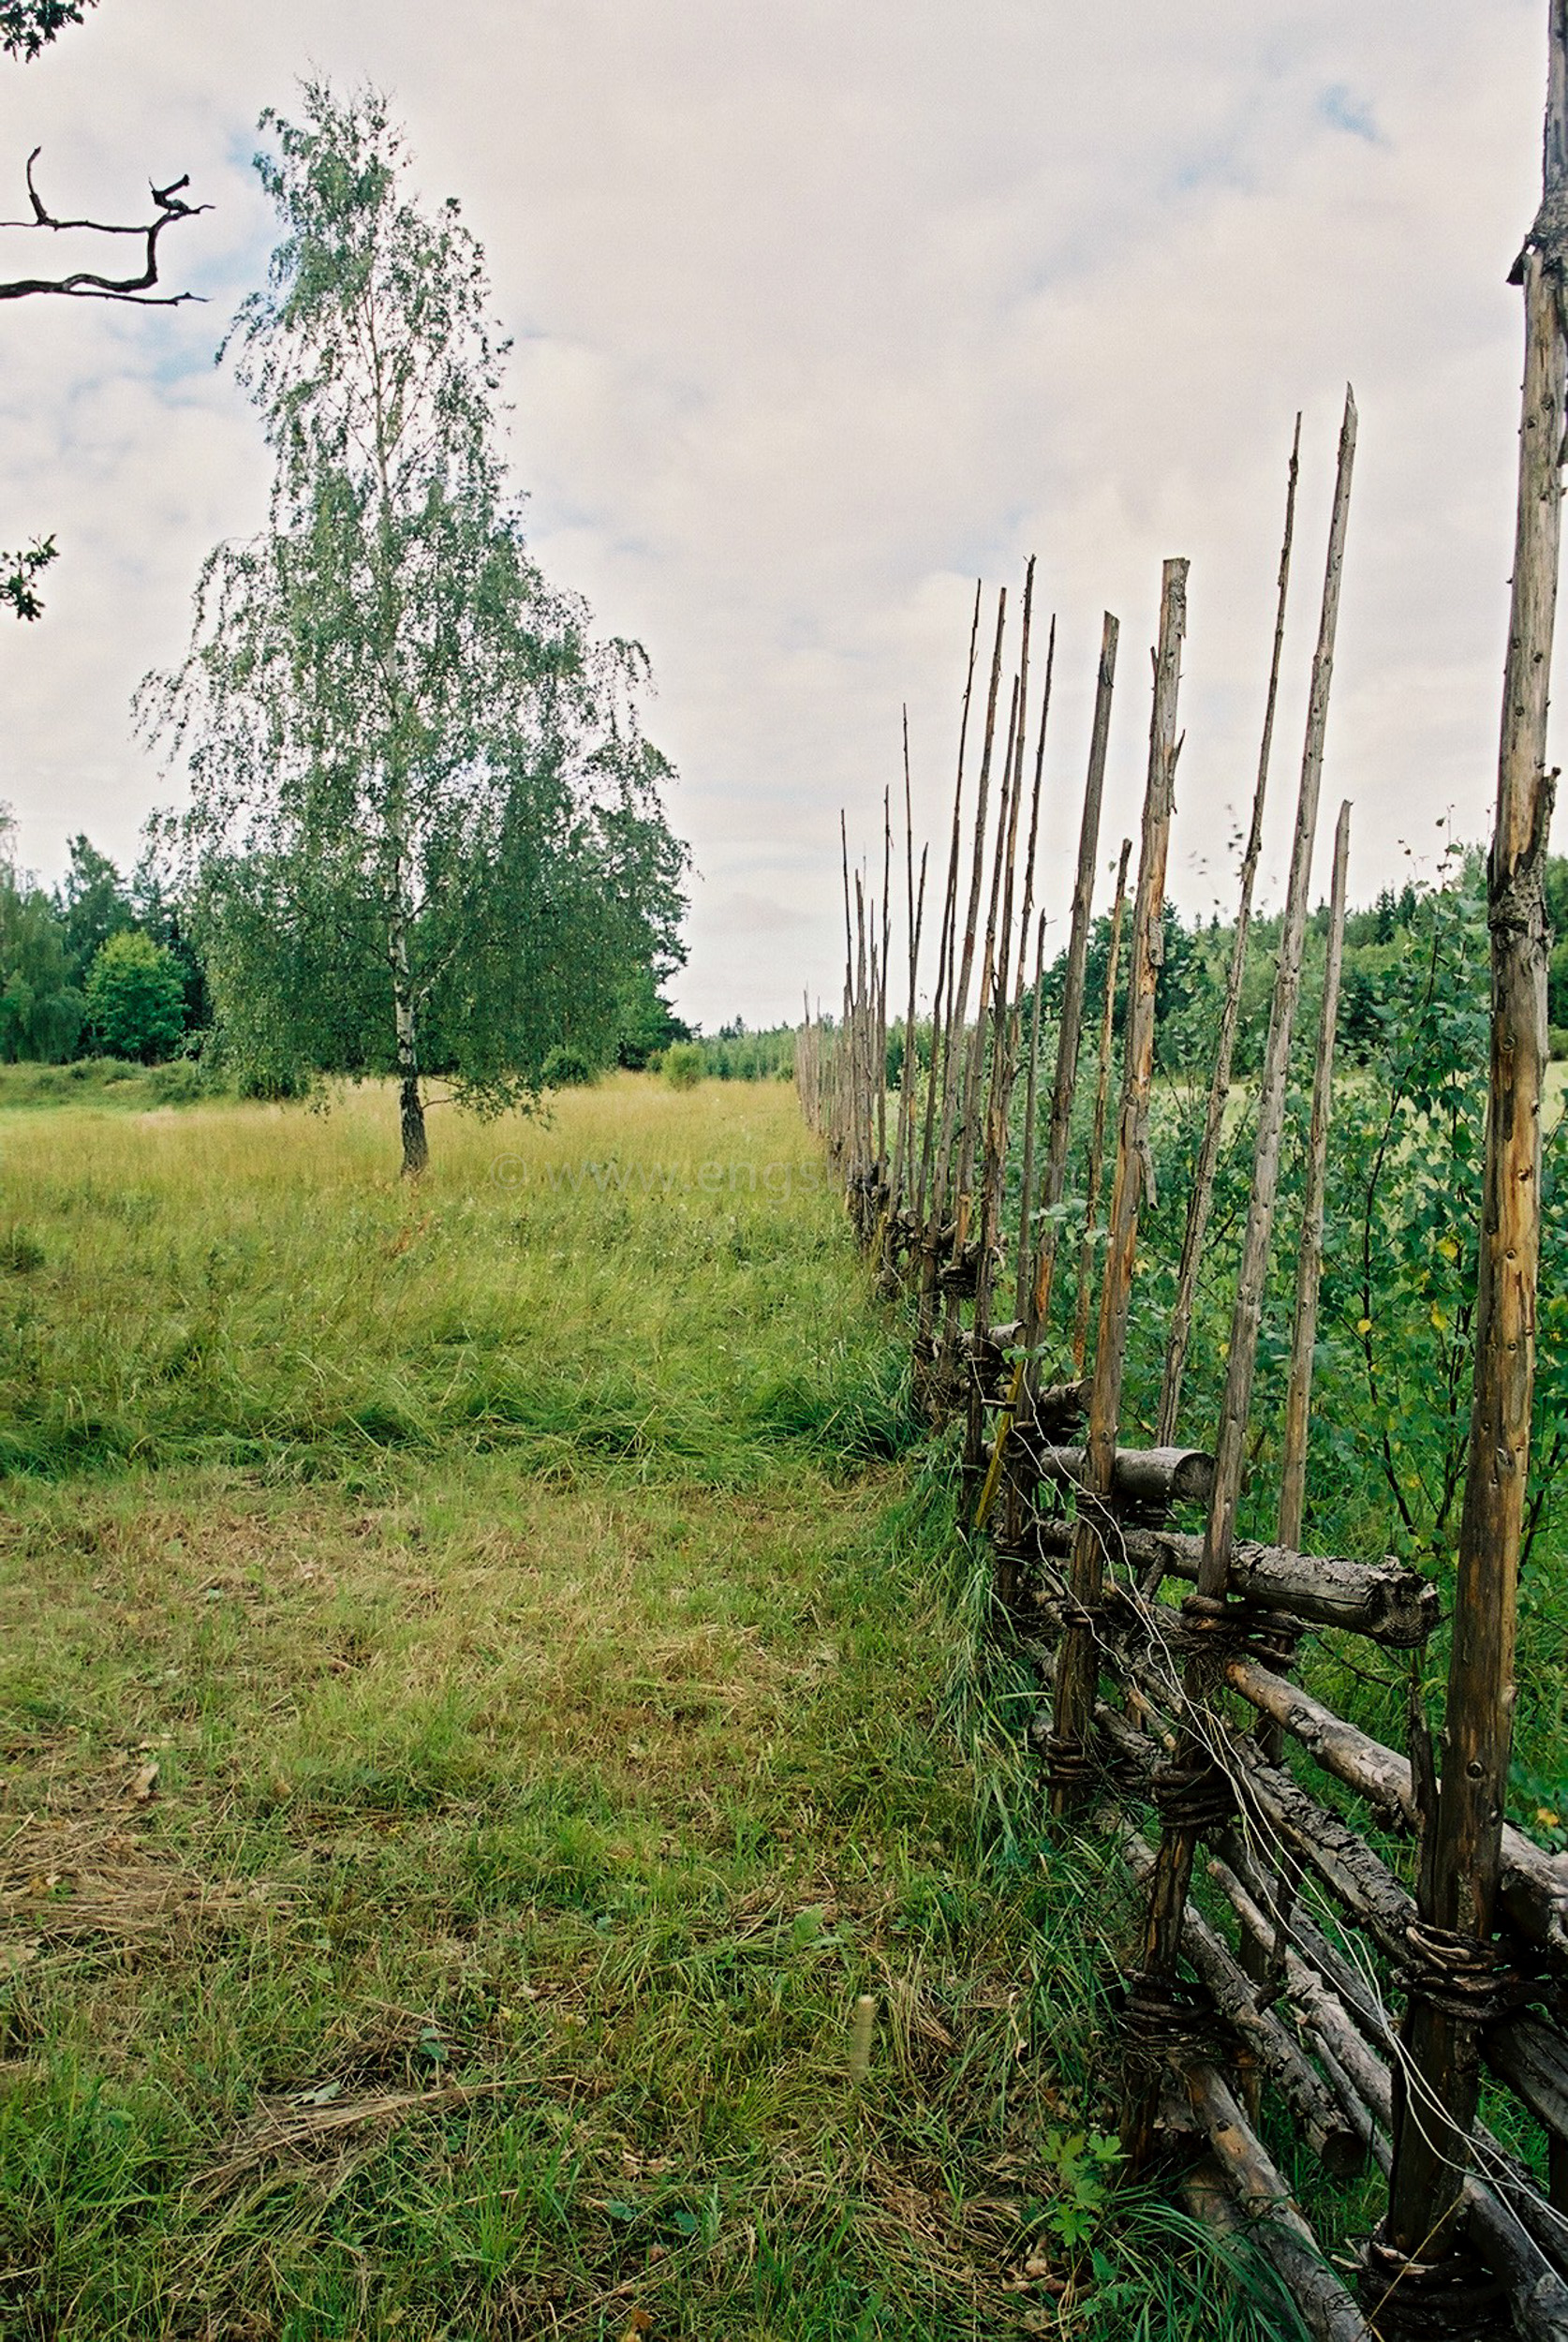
[0,0,1555,1028]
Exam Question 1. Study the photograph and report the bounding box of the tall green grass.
[0,1078,1294,2338]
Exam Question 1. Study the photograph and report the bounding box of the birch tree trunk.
[390,896,428,1178]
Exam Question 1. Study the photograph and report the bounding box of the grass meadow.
[0,1075,1306,2341]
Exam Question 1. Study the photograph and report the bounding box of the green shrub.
[1550,1026,1568,1061]
[663,1042,703,1090]
[540,1045,595,1089]
[84,932,186,1063]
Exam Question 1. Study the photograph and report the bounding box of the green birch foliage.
[139,83,686,1128]
[83,928,185,1062]
[0,1,94,62]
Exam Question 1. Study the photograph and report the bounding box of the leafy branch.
[0,0,95,64]
[1,532,55,619]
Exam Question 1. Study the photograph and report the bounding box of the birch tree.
[140,83,686,1173]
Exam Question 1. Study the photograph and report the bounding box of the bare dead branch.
[0,147,207,303]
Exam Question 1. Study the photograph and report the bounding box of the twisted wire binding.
[1019,1491,1568,2274]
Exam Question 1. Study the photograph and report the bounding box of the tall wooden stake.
[972,613,1116,1527]
[1198,387,1355,1606]
[1278,799,1352,1550]
[978,623,1123,1527]
[1159,416,1302,1444]
[1072,838,1132,1372]
[1383,0,1566,2270]
[1015,912,1048,1323]
[916,595,981,1245]
[1026,612,1120,1348]
[877,790,892,1181]
[918,591,1006,1371]
[1126,392,1355,2172]
[1047,561,1186,1801]
[975,565,1037,1341]
[891,707,928,1232]
[949,669,1022,1368]
[996,614,1055,1320]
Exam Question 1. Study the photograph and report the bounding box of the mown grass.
[0,1077,1304,2340]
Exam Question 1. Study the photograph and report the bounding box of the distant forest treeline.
[701,844,1568,1083]
[0,821,691,1081]
[11,837,1563,1091]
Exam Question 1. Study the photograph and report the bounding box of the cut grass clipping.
[3,1077,1303,2338]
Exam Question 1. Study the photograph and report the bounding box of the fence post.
[1046,559,1186,1809]
[1379,0,1567,2295]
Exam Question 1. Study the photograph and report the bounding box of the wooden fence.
[794,11,1568,2332]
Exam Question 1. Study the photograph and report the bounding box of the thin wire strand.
[1020,1497,1568,2260]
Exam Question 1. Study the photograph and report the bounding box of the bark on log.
[1227,1748,1417,1967]
[1028,1517,1439,1646]
[1121,1825,1363,2173]
[1176,2060,1374,2342]
[1226,1656,1568,1961]
[1033,1445,1215,1513]
[1485,2015,1568,2144]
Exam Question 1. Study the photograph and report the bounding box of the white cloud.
[0,0,1554,1027]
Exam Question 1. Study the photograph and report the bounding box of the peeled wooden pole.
[1279,799,1352,1548]
[1223,1655,1568,1959]
[889,714,922,1223]
[976,566,1037,1327]
[976,724,1037,1305]
[1013,913,1048,1324]
[971,615,1119,1527]
[1009,614,1055,1065]
[1176,2061,1374,2342]
[1128,402,1354,2164]
[1197,386,1355,1610]
[986,607,1053,1314]
[917,590,1005,1371]
[960,668,1026,1475]
[877,789,892,1186]
[915,589,982,1247]
[949,670,1021,1354]
[1027,611,1120,1347]
[853,870,870,1223]
[1158,418,1301,1444]
[1385,2,1567,2262]
[1047,561,1186,1804]
[1072,838,1132,1372]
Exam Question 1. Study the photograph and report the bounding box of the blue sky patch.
[1319,83,1385,145]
